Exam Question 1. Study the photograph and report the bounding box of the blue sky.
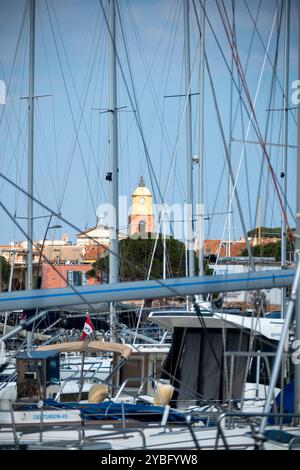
[0,0,298,246]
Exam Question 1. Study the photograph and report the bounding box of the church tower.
[129,177,154,236]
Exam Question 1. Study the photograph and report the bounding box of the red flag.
[80,315,95,341]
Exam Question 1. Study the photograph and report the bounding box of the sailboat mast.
[108,0,119,340]
[184,0,195,278]
[27,0,35,291]
[281,0,290,318]
[198,0,205,278]
[294,0,300,419]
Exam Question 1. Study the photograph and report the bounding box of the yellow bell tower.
[129,177,154,236]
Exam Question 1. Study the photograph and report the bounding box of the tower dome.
[128,177,154,236]
[132,176,152,197]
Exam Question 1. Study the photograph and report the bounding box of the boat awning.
[37,340,132,359]
[148,310,284,340]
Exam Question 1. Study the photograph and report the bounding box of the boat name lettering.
[32,413,68,420]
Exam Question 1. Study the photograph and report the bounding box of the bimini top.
[148,310,284,341]
[37,340,132,359]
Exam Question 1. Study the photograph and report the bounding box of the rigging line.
[239,85,253,228]
[141,44,203,278]
[10,19,28,214]
[229,0,262,143]
[244,0,297,128]
[220,0,277,233]
[205,51,254,269]
[146,15,186,278]
[221,1,280,239]
[52,3,105,212]
[0,201,98,313]
[157,8,175,186]
[34,100,60,209]
[0,171,184,299]
[254,0,283,227]
[231,0,253,228]
[37,3,60,210]
[206,159,227,235]
[225,0,262,231]
[227,0,235,258]
[86,19,108,224]
[49,0,105,165]
[262,97,281,227]
[117,1,181,281]
[0,114,27,197]
[0,0,28,129]
[90,28,109,208]
[195,0,289,239]
[191,0,250,247]
[99,0,163,206]
[124,0,185,200]
[108,0,159,203]
[13,95,22,239]
[194,0,261,131]
[46,0,99,215]
[194,303,223,373]
[266,118,284,229]
[192,2,254,268]
[125,0,178,153]
[173,45,185,203]
[0,103,26,193]
[216,0,292,241]
[159,40,201,204]
[93,31,109,210]
[116,0,165,207]
[48,0,106,212]
[46,3,96,214]
[85,111,93,228]
[0,18,28,174]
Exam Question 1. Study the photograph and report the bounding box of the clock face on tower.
[139,197,145,205]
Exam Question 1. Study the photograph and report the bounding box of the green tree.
[247,227,282,239]
[0,255,10,290]
[87,234,212,282]
[241,239,294,262]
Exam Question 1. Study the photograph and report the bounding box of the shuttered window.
[67,271,83,287]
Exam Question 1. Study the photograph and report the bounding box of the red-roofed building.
[203,239,247,258]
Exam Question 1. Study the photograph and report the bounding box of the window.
[138,220,146,233]
[67,271,87,287]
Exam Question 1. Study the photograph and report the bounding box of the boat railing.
[223,350,290,412]
[214,411,300,450]
[0,371,17,391]
[184,409,300,450]
[0,400,81,449]
[54,369,84,401]
[10,402,20,449]
[185,409,223,449]
[113,377,162,404]
[1,400,148,449]
[288,435,300,450]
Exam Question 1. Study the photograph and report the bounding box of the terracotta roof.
[204,240,247,257]
[83,245,107,260]
[42,245,84,262]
